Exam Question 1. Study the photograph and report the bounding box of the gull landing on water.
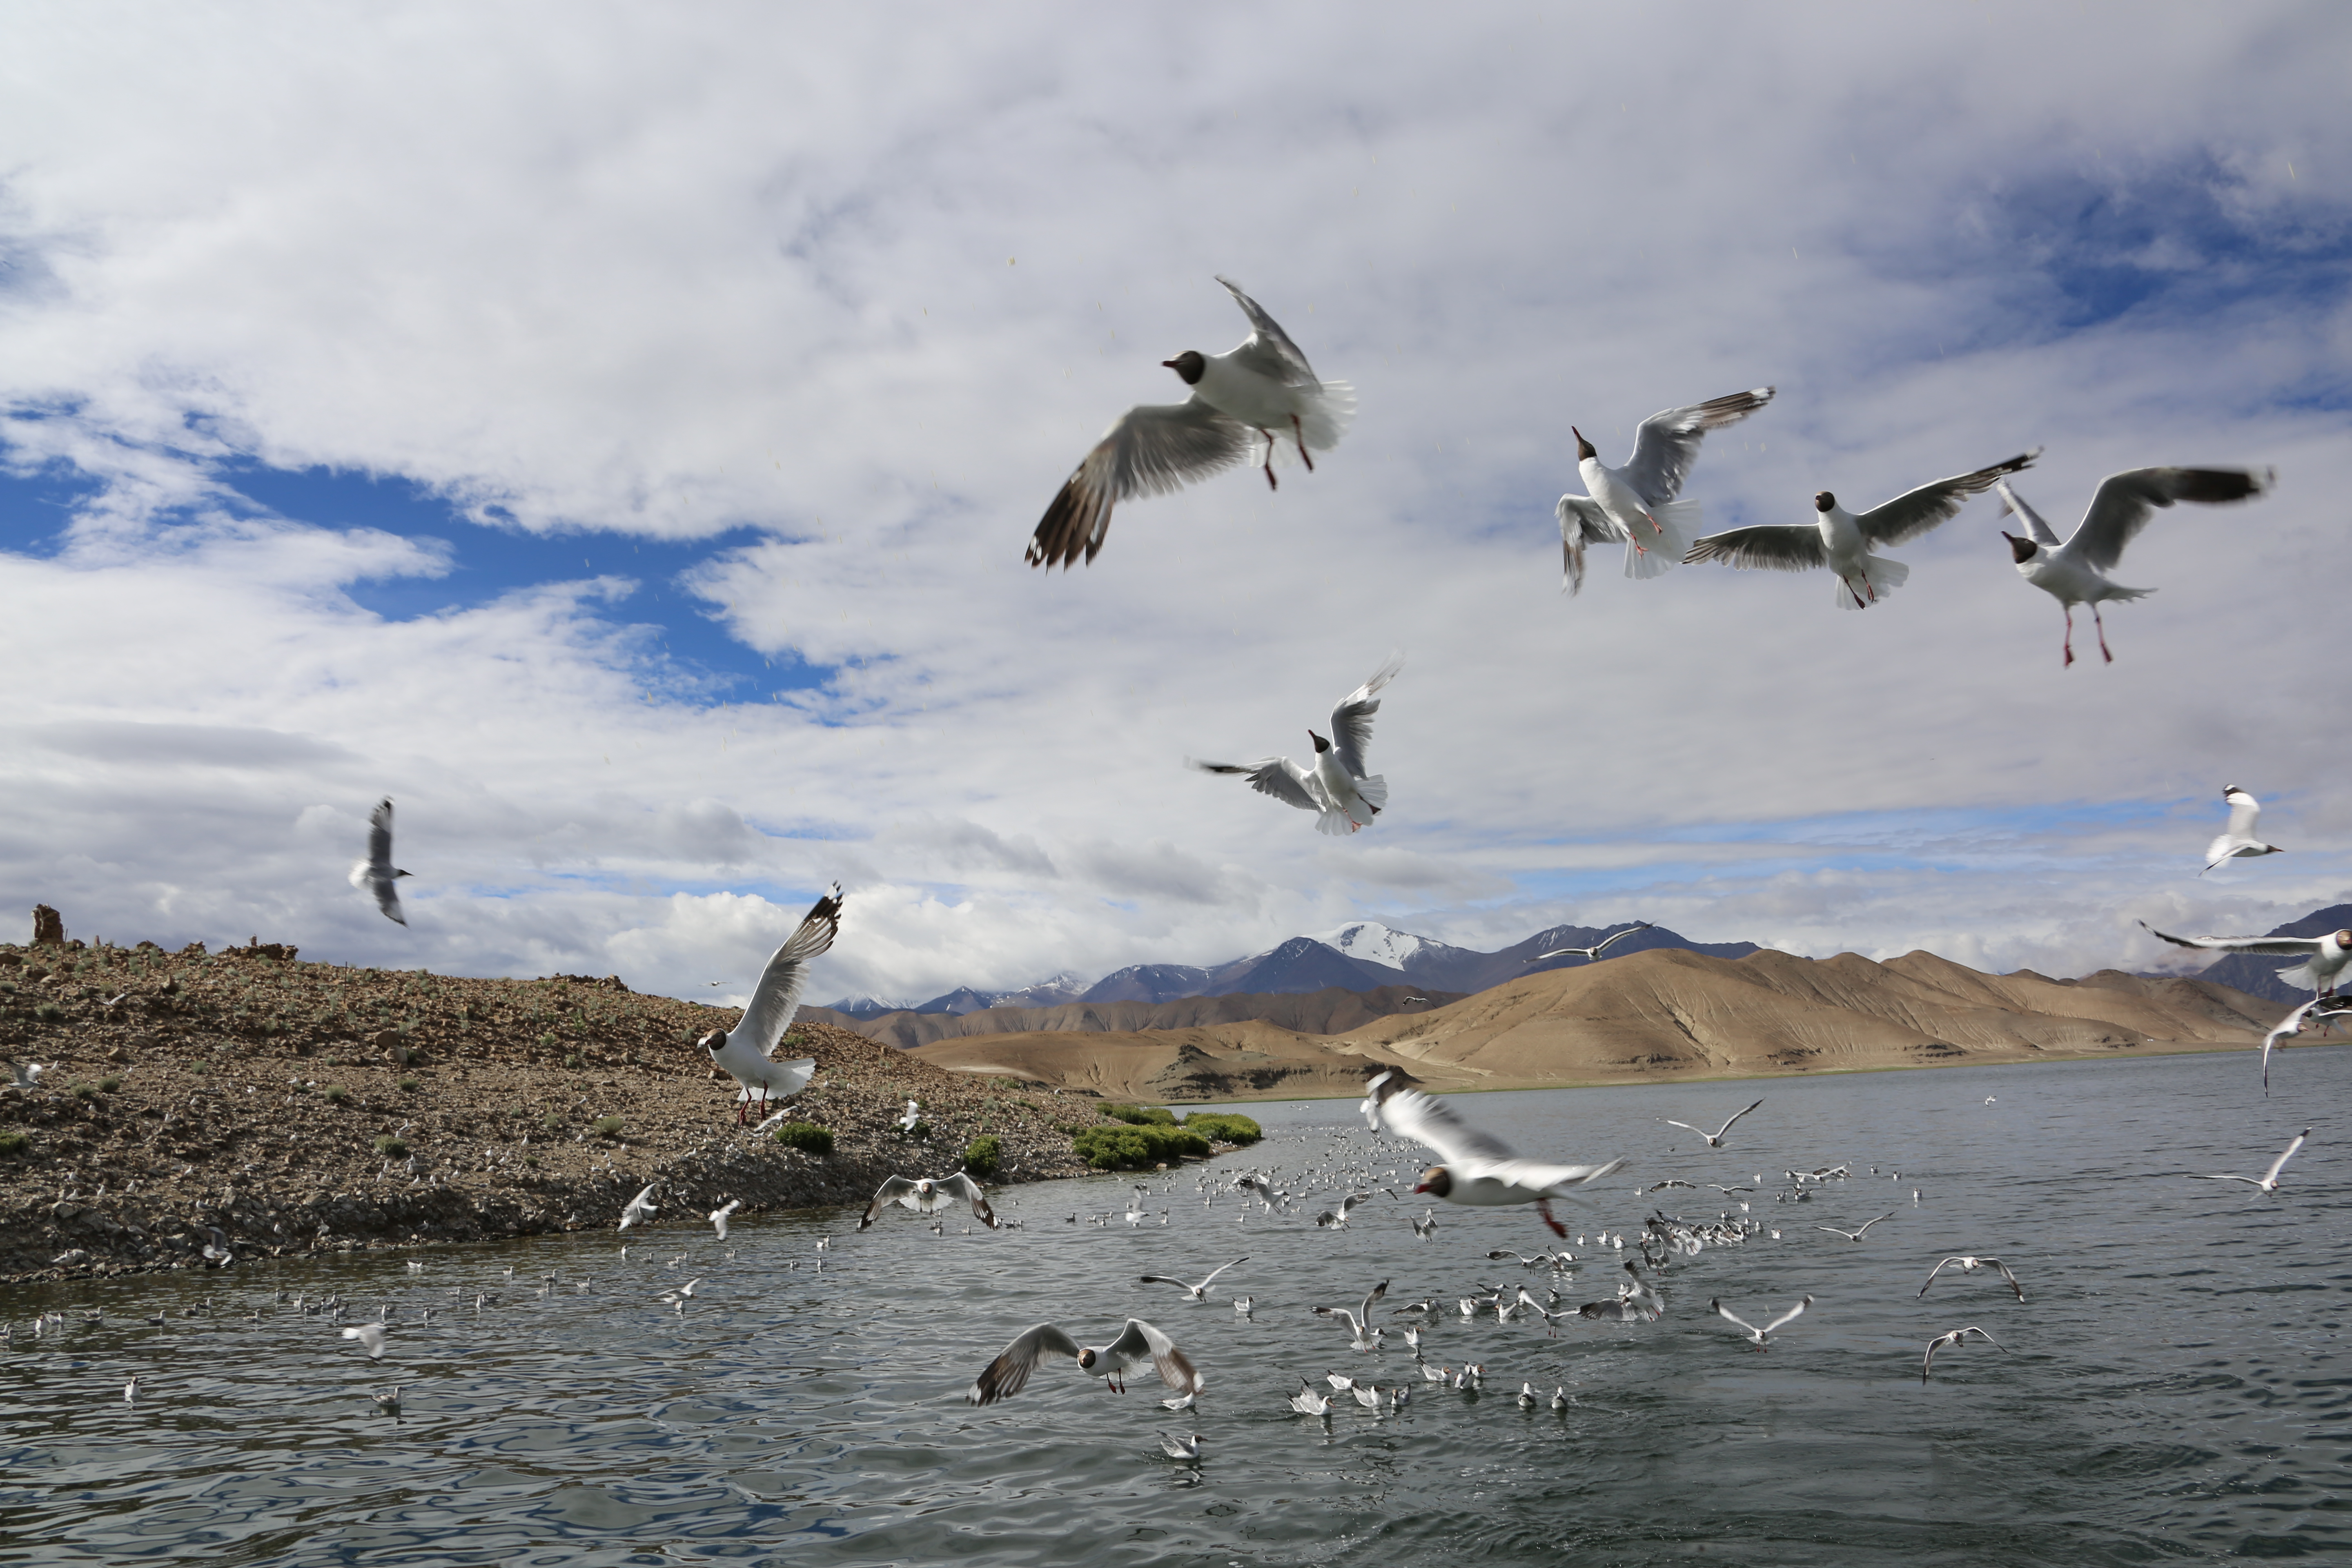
[1137,1257,1248,1303]
[1996,466,2272,666]
[1918,1256,2025,1303]
[1528,922,1653,965]
[859,1172,1001,1230]
[2192,1129,2308,1195]
[1027,276,1354,570]
[1685,450,2037,610]
[349,798,412,926]
[2203,786,2284,876]
[1712,1294,1811,1349]
[1189,653,1402,837]
[702,885,839,1124]
[1660,1098,1764,1149]
[1555,388,1775,595]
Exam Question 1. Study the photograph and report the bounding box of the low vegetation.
[963,1134,1002,1178]
[770,1122,833,1156]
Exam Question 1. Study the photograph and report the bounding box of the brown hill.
[907,947,2281,1100]
[823,984,1461,1049]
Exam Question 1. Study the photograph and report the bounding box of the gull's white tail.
[1315,808,1358,836]
[1833,553,1909,611]
[1353,773,1389,812]
[1624,499,1701,581]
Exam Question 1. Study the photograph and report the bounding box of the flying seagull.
[1137,1257,1248,1303]
[1555,388,1775,595]
[9,1061,49,1091]
[1028,275,1354,569]
[2262,996,2352,1095]
[966,1319,1201,1405]
[1995,466,2272,665]
[2140,920,2352,998]
[1528,922,1654,965]
[702,884,840,1123]
[340,1323,388,1359]
[1917,1256,2025,1303]
[1188,652,1403,837]
[1361,1069,1623,1238]
[1921,1325,2002,1382]
[1712,1294,1812,1350]
[619,1183,659,1229]
[2191,1129,2308,1195]
[1815,1212,1895,1242]
[1315,1192,1375,1229]
[708,1199,741,1240]
[1659,1098,1764,1148]
[1312,1279,1391,1352]
[2203,786,2285,876]
[348,798,412,925]
[1684,451,2036,609]
[858,1172,1001,1230]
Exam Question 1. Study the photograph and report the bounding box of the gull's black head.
[1077,1347,1098,1370]
[393,868,413,880]
[1162,350,1206,385]
[1572,426,1597,463]
[2333,929,2352,950]
[1814,491,1835,513]
[2001,531,2039,564]
[1414,1165,1452,1198]
[2223,784,2243,798]
[1309,730,1330,754]
[698,1029,726,1057]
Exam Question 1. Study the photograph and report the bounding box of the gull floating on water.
[702,885,840,1123]
[1712,1294,1812,1349]
[1660,1098,1764,1149]
[348,797,412,926]
[1528,922,1653,965]
[1159,1432,1202,1460]
[1361,1069,1623,1238]
[1921,1325,2002,1382]
[2141,920,2352,999]
[1189,653,1403,837]
[2203,786,2285,876]
[1686,451,2036,610]
[860,1172,1001,1230]
[371,1386,403,1414]
[1288,1378,1331,1416]
[1918,1256,2025,1303]
[1137,1257,1247,1303]
[1028,275,1353,569]
[1555,388,1775,595]
[2192,1129,2308,1195]
[1996,466,2272,665]
[967,1319,1201,1405]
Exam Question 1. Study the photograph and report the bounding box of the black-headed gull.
[708,1200,741,1240]
[1027,276,1353,569]
[1712,1294,1811,1349]
[702,885,840,1123]
[1685,451,2036,609]
[1659,1098,1763,1148]
[1159,1432,1202,1460]
[1917,1256,2024,1302]
[1815,1212,1893,1241]
[2263,996,2352,1095]
[349,798,412,926]
[2141,919,2352,998]
[967,1319,1200,1404]
[619,1183,659,1229]
[1288,1377,1331,1416]
[1921,1325,2001,1381]
[2203,786,2284,875]
[341,1323,388,1359]
[1555,388,1774,595]
[1137,1257,1247,1303]
[1528,922,1653,965]
[858,1171,1001,1230]
[2191,1129,2308,1195]
[1361,1069,1623,1238]
[1188,653,1402,837]
[1995,466,2271,665]
[1312,1279,1390,1351]
[9,1060,49,1091]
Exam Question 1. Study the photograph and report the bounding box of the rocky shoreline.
[0,932,1119,1284]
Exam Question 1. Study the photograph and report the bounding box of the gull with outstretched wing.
[1556,388,1774,595]
[1360,1069,1622,1238]
[1189,653,1403,837]
[701,885,840,1123]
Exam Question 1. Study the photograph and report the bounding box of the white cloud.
[0,3,2347,1001]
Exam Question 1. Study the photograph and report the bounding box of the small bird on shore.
[349,798,413,926]
[1712,1294,1812,1350]
[1189,653,1403,837]
[1685,451,2036,609]
[1528,923,1653,966]
[967,1319,1201,1405]
[859,1171,1000,1230]
[702,885,840,1124]
[1660,1099,1764,1149]
[1555,388,1775,595]
[1994,466,2272,665]
[2192,1129,2308,1195]
[1921,1326,2002,1382]
[2204,786,2285,875]
[1028,276,1353,570]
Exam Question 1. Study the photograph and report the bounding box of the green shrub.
[541,1112,564,1133]
[905,1118,933,1142]
[397,1076,420,1092]
[1071,1122,1211,1170]
[68,1080,97,1101]
[1101,1102,1177,1127]
[374,1136,409,1157]
[323,1084,351,1103]
[564,1053,583,1069]
[0,1129,27,1156]
[591,1115,623,1138]
[34,1001,64,1023]
[1180,1111,1263,1146]
[97,1075,121,1093]
[963,1134,1003,1178]
[770,1122,833,1156]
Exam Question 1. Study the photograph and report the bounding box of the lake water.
[4,1045,2346,1566]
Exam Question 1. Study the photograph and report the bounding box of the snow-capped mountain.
[1307,922,1430,969]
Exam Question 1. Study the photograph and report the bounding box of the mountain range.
[820,919,1758,1019]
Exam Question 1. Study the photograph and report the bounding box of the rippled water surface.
[4,1047,2348,1566]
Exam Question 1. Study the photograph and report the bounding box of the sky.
[2,2,2347,1008]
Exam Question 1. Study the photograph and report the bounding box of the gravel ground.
[0,935,1122,1282]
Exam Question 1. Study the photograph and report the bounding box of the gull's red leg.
[1257,432,1280,490]
[2062,607,2076,668]
[1290,413,1314,471]
[1535,1199,1568,1239]
[2093,605,2114,664]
